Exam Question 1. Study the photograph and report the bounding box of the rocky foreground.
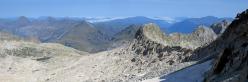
[0,18,230,82]
[144,9,248,82]
[0,23,198,82]
[204,9,248,82]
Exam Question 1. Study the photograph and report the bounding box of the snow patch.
[143,60,213,82]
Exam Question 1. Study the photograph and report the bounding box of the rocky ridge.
[210,20,230,35]
[203,9,248,82]
[115,23,196,80]
[168,25,217,49]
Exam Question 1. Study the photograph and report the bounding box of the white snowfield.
[143,60,212,82]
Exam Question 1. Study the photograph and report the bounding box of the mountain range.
[0,16,232,53]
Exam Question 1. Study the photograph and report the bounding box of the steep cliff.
[203,9,248,82]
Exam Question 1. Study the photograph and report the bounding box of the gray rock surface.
[204,9,248,82]
[167,25,217,49]
[0,19,230,82]
[120,23,195,80]
[210,20,230,35]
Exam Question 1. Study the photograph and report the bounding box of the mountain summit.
[135,23,167,45]
[52,20,109,52]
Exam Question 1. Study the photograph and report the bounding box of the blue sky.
[0,0,247,18]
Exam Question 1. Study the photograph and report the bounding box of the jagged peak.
[135,23,167,45]
[210,20,230,34]
[221,9,248,40]
[235,9,248,20]
[192,25,215,34]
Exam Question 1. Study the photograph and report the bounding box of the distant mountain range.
[91,16,232,35]
[0,16,233,34]
[0,16,232,52]
[92,16,172,36]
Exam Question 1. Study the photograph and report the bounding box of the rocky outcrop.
[210,20,230,35]
[167,25,217,49]
[135,23,167,45]
[109,23,217,53]
[131,23,192,58]
[120,23,194,79]
[202,9,248,82]
[129,23,218,63]
[190,25,217,47]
